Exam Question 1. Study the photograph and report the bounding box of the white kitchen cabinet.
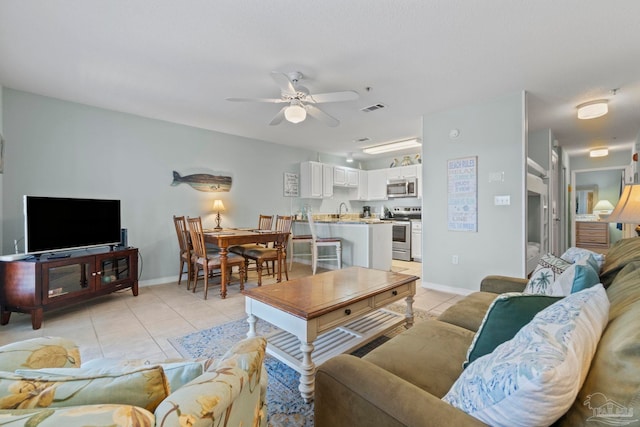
[334,166,359,187]
[300,161,324,198]
[387,165,417,179]
[323,164,334,197]
[350,169,368,200]
[367,169,388,200]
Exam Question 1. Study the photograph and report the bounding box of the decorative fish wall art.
[171,170,232,192]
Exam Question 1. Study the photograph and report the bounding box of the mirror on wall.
[576,186,598,214]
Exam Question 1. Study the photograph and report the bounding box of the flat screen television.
[24,195,121,254]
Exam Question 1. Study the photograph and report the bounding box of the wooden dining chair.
[187,216,246,299]
[242,215,293,286]
[229,214,274,256]
[173,215,193,288]
[308,214,342,275]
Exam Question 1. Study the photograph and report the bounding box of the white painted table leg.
[299,340,316,403]
[404,294,414,329]
[246,314,258,338]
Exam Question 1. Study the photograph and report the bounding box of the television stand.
[0,247,138,329]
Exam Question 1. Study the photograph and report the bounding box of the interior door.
[551,151,560,255]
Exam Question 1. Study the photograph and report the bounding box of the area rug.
[169,303,435,427]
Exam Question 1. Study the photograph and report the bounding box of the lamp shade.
[593,199,615,212]
[284,104,307,123]
[212,199,225,212]
[605,185,640,223]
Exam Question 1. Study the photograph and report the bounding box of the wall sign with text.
[447,156,478,232]
[284,172,299,197]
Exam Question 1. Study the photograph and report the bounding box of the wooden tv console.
[0,247,138,329]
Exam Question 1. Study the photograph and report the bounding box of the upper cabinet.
[300,161,324,198]
[367,169,388,200]
[323,164,334,197]
[334,166,359,187]
[387,165,418,180]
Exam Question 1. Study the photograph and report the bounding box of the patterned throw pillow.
[443,284,609,427]
[463,293,562,368]
[562,247,605,270]
[551,263,600,296]
[8,365,170,412]
[525,253,572,294]
[0,337,81,371]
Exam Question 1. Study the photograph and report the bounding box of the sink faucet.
[339,202,348,218]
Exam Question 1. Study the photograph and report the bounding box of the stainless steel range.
[383,206,421,261]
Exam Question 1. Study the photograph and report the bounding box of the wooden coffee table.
[243,266,418,402]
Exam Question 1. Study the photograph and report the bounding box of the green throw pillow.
[463,293,562,368]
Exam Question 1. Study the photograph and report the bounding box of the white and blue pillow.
[525,253,572,294]
[443,284,609,427]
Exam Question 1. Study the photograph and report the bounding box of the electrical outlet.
[452,255,459,264]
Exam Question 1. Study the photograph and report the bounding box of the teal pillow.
[463,293,562,368]
[553,263,600,295]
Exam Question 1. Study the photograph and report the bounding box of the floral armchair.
[0,335,267,427]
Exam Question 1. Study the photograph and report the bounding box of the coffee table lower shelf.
[265,308,407,373]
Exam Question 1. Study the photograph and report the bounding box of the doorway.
[570,166,630,248]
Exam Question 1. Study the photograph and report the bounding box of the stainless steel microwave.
[387,177,418,198]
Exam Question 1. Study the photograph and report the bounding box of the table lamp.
[213,199,225,231]
[604,184,640,235]
[593,199,615,220]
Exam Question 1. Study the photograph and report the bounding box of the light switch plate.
[494,195,511,206]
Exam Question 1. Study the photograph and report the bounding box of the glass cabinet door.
[42,258,93,302]
[98,253,132,286]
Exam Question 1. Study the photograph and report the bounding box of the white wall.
[2,89,320,284]
[422,92,526,293]
[0,85,3,249]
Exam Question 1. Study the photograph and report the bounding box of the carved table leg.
[299,340,316,403]
[246,314,258,338]
[404,294,414,329]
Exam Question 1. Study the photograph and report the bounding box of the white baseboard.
[420,280,475,296]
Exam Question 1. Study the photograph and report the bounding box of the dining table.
[203,228,290,298]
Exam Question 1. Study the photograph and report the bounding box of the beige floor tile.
[0,260,457,362]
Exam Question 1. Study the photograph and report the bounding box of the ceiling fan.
[226,71,359,127]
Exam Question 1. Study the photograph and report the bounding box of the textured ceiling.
[1,0,639,163]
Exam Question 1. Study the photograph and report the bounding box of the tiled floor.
[0,261,462,363]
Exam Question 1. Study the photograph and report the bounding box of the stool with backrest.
[242,215,293,286]
[172,215,193,288]
[308,215,342,275]
[187,216,246,299]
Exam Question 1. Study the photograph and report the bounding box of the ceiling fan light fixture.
[284,104,306,123]
[362,138,422,155]
[577,100,608,120]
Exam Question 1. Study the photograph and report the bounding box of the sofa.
[316,237,640,426]
[0,335,268,427]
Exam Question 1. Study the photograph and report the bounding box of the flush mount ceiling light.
[577,100,608,120]
[284,101,307,123]
[590,148,609,157]
[346,152,354,163]
[362,138,422,155]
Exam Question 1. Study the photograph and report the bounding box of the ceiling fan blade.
[269,106,287,126]
[308,90,359,104]
[271,71,297,96]
[226,97,286,103]
[306,104,339,127]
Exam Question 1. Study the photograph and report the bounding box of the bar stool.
[288,233,313,271]
[308,215,342,275]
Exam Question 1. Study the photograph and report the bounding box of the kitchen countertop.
[294,218,386,224]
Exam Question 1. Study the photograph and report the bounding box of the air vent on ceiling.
[355,137,371,143]
[361,103,386,113]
